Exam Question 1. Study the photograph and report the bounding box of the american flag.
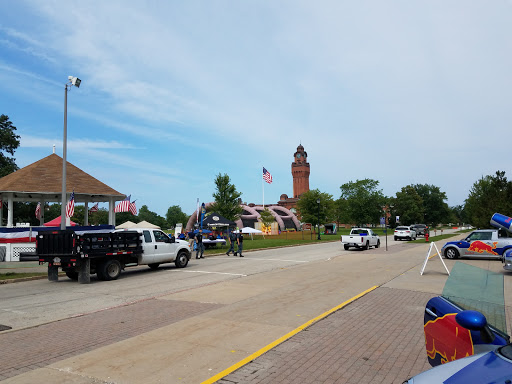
[65,191,75,218]
[35,202,41,219]
[89,203,99,213]
[115,195,131,213]
[129,201,137,216]
[263,167,273,184]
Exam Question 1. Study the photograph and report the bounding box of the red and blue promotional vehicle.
[404,262,512,383]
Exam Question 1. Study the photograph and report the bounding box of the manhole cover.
[0,324,12,331]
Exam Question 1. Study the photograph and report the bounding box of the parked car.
[441,229,512,260]
[394,226,417,241]
[410,224,428,237]
[403,263,511,383]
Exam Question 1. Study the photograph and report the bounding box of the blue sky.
[1,1,511,217]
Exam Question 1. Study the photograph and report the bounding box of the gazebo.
[0,153,126,227]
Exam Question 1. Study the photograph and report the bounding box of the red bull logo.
[468,241,498,255]
[424,313,474,365]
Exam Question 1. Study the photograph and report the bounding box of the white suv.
[394,226,417,241]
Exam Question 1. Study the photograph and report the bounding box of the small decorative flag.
[129,200,137,216]
[89,202,99,214]
[65,191,75,218]
[115,195,131,213]
[35,202,41,219]
[263,167,273,184]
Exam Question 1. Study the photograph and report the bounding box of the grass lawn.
[0,272,47,281]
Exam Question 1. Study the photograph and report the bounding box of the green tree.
[296,189,335,229]
[333,197,347,225]
[339,179,385,225]
[0,115,21,177]
[449,205,467,226]
[137,205,166,228]
[465,171,512,228]
[259,208,275,228]
[166,205,189,228]
[412,184,451,227]
[89,208,109,225]
[393,185,424,225]
[209,173,242,221]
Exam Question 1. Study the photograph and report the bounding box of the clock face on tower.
[296,153,301,159]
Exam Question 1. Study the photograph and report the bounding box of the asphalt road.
[0,230,480,383]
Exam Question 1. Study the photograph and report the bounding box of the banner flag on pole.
[65,190,75,218]
[129,200,137,216]
[89,202,99,214]
[263,167,273,184]
[200,202,206,228]
[115,195,131,213]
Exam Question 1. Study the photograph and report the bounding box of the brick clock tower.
[278,144,310,211]
[292,144,310,198]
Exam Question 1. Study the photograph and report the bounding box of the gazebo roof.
[0,153,125,203]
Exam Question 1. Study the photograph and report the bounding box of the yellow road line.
[201,285,379,384]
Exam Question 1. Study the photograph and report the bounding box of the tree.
[209,173,243,221]
[259,208,275,228]
[449,205,467,226]
[393,185,424,225]
[412,184,451,227]
[465,171,512,228]
[296,189,335,228]
[339,179,385,225]
[166,205,189,228]
[0,115,21,177]
[137,205,167,228]
[89,209,109,225]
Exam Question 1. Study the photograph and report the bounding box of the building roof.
[0,154,124,202]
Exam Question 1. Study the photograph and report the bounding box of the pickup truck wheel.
[100,259,122,281]
[148,263,160,270]
[444,248,459,259]
[364,241,369,250]
[376,240,380,248]
[175,252,189,268]
[65,270,79,280]
[343,244,350,250]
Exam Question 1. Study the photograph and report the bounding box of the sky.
[1,1,511,217]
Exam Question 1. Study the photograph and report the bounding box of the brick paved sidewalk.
[216,287,433,384]
[0,299,222,381]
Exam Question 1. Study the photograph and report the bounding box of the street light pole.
[316,198,321,240]
[60,76,81,230]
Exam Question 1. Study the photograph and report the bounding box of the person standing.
[226,229,237,256]
[195,229,205,259]
[237,230,244,257]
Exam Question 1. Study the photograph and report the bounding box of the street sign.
[303,223,312,230]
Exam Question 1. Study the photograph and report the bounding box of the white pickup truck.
[34,227,192,283]
[340,228,380,250]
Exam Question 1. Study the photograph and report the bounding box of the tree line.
[0,114,509,229]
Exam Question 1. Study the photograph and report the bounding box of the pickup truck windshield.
[352,229,369,235]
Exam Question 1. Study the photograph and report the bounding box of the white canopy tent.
[116,221,136,229]
[234,227,263,240]
[135,220,160,229]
